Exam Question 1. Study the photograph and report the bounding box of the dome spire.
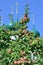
[11,6,14,15]
[0,16,2,26]
[32,14,36,31]
[9,6,14,26]
[0,10,3,26]
[32,14,40,37]
[16,2,18,22]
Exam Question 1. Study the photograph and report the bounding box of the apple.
[20,51,26,55]
[14,61,17,65]
[7,48,12,54]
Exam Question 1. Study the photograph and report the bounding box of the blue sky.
[0,0,43,37]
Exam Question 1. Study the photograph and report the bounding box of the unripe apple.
[7,48,12,54]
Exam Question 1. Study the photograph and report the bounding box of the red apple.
[17,60,21,64]
[14,61,17,65]
[20,51,26,55]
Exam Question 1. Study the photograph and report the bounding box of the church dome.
[33,30,40,37]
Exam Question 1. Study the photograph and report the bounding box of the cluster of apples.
[20,14,30,24]
[14,57,31,65]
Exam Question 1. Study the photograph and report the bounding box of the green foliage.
[0,4,43,65]
[0,24,43,65]
[25,4,30,15]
